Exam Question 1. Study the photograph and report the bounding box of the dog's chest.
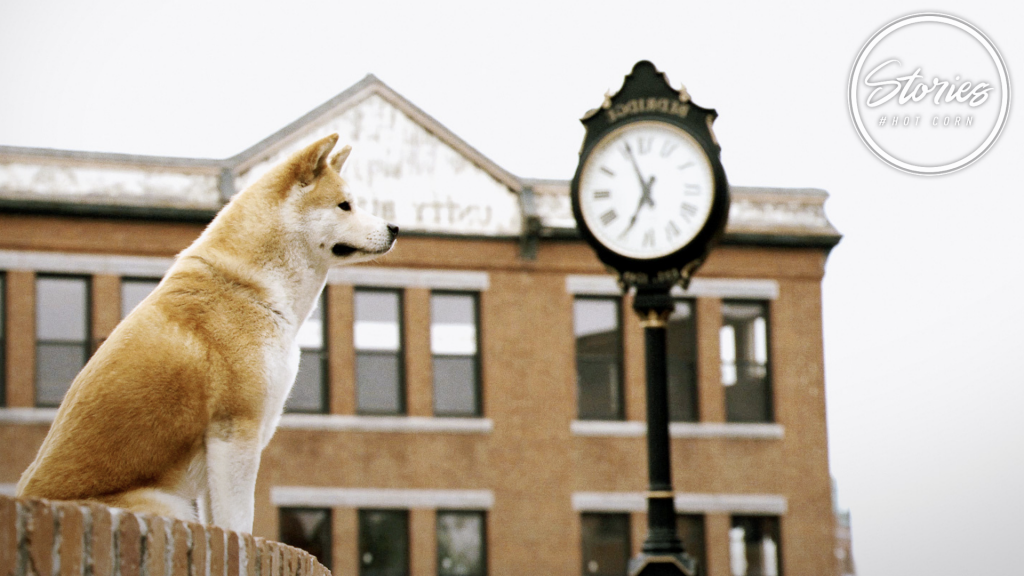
[259,338,301,448]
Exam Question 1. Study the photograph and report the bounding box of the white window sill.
[572,491,787,514]
[0,409,494,435]
[278,414,493,434]
[0,408,59,424]
[271,486,494,509]
[570,420,784,440]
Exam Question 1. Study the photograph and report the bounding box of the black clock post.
[630,284,695,576]
[570,61,730,576]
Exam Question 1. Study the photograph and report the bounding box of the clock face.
[578,121,716,260]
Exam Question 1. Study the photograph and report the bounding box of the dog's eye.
[338,201,351,211]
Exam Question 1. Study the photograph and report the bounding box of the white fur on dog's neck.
[175,193,325,342]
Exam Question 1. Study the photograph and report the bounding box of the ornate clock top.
[581,61,717,143]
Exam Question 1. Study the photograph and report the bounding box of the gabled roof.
[0,144,224,173]
[225,74,522,192]
[0,75,522,192]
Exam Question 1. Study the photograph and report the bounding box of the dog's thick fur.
[16,134,396,533]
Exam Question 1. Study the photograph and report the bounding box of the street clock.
[571,60,729,289]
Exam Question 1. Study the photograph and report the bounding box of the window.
[729,516,781,576]
[288,293,327,413]
[354,289,404,414]
[574,298,623,420]
[580,513,630,576]
[359,509,408,576]
[437,510,486,576]
[0,273,5,406]
[120,278,160,319]
[720,301,772,423]
[36,276,90,407]
[432,292,480,416]
[279,507,332,571]
[677,514,707,576]
[667,299,698,422]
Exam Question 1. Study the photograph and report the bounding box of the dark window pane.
[437,511,486,576]
[120,279,159,319]
[279,508,332,571]
[36,342,86,407]
[356,353,402,414]
[730,516,781,576]
[576,358,622,420]
[431,293,479,417]
[667,300,698,422]
[359,510,408,576]
[434,356,478,416]
[677,514,706,576]
[721,301,772,423]
[287,350,326,413]
[356,289,403,414]
[581,513,630,576]
[575,299,622,421]
[37,277,88,340]
[36,277,89,408]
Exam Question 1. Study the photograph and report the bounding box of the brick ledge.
[0,495,330,576]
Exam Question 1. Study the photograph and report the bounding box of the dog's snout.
[387,223,399,238]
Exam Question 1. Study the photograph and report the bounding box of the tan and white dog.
[17,134,396,533]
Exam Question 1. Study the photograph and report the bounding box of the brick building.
[0,75,843,576]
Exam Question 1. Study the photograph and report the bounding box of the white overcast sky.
[2,1,1022,574]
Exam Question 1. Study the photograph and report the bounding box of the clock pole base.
[628,552,697,576]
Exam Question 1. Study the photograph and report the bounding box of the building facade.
[0,76,843,576]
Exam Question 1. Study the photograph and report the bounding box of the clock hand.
[619,175,656,239]
[640,174,655,208]
[624,142,649,194]
[624,142,657,208]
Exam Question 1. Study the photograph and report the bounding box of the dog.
[16,134,397,533]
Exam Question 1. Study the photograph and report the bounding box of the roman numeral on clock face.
[600,209,617,225]
[684,183,700,195]
[643,229,655,247]
[600,166,615,177]
[680,202,697,221]
[593,190,610,199]
[666,220,681,240]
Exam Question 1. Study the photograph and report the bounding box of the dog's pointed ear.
[292,133,339,185]
[329,145,352,174]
